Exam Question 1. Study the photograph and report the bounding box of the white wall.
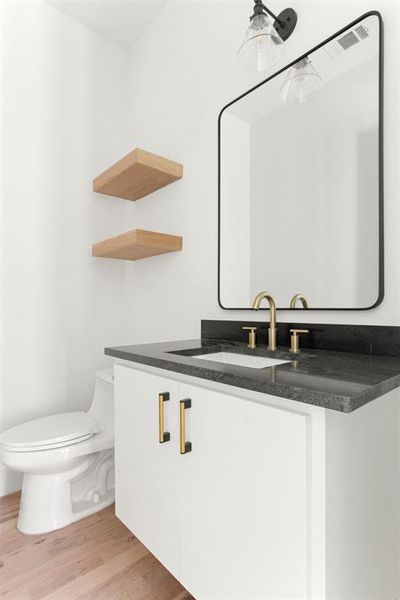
[0,0,129,494]
[220,112,250,307]
[123,0,399,339]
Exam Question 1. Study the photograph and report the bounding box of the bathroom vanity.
[104,11,398,600]
[106,323,400,600]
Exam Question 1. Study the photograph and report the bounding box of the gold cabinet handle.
[179,399,192,454]
[158,392,170,443]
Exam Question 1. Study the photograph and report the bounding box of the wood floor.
[0,492,193,600]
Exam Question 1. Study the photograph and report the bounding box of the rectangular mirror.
[219,12,383,310]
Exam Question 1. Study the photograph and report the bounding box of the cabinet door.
[114,365,180,577]
[179,383,309,600]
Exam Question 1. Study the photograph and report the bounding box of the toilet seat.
[0,412,100,452]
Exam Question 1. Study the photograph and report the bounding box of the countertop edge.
[104,346,400,413]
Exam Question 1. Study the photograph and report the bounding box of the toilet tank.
[87,368,114,431]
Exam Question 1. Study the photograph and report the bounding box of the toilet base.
[17,450,115,535]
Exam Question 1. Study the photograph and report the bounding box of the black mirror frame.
[218,11,384,311]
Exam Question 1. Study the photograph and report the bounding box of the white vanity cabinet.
[114,364,310,599]
[178,382,308,600]
[114,367,180,577]
[114,360,399,600]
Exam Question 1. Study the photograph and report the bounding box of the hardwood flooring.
[0,492,193,600]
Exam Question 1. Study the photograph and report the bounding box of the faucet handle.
[242,326,257,350]
[290,329,309,354]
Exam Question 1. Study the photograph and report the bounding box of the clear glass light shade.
[237,13,283,72]
[280,57,323,104]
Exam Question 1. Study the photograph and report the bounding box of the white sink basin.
[193,352,290,369]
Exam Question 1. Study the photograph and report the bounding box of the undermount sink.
[193,352,290,369]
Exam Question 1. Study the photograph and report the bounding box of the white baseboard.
[0,467,22,497]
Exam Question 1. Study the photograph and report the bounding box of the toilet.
[0,368,115,535]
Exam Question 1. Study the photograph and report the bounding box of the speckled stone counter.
[105,338,400,413]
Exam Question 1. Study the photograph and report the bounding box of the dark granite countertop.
[105,338,400,413]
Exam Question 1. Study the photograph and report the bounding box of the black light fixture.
[237,0,298,72]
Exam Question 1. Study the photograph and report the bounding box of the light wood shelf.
[92,228,183,261]
[93,148,183,201]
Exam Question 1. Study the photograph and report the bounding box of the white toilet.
[0,368,115,535]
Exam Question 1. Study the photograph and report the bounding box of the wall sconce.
[280,56,323,104]
[237,0,298,72]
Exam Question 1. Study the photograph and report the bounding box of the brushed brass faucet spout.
[252,292,277,351]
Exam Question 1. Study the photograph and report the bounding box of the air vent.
[338,31,359,50]
[324,25,370,59]
[355,24,369,40]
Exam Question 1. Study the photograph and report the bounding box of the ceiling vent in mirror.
[324,24,370,58]
[237,0,298,72]
[355,24,370,40]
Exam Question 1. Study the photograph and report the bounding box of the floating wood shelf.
[93,148,183,201]
[92,229,183,261]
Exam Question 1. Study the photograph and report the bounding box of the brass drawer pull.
[180,399,192,454]
[158,392,170,443]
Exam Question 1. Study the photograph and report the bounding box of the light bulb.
[237,13,283,72]
[280,57,323,104]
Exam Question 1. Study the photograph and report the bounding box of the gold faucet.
[290,293,309,309]
[252,292,277,351]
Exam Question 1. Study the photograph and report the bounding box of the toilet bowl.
[0,368,115,535]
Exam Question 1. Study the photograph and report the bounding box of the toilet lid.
[0,412,100,451]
